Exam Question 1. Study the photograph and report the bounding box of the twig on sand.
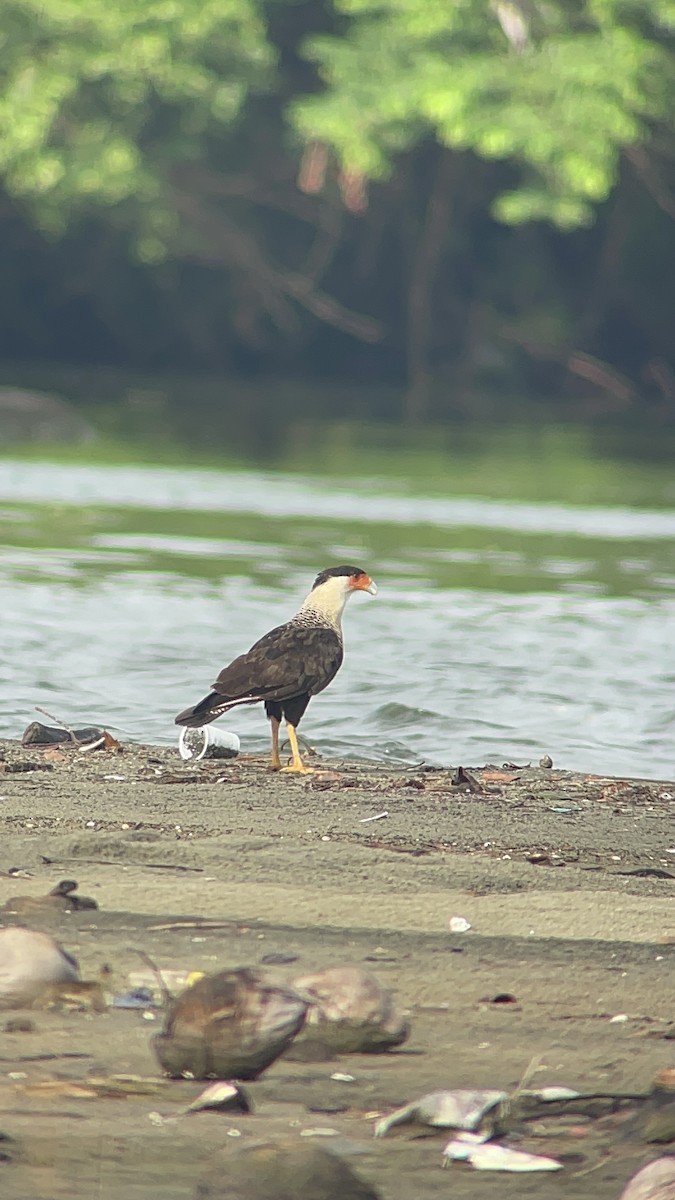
[130,948,173,1008]
[147,920,234,932]
[35,705,79,744]
[41,856,204,873]
[495,1054,543,1133]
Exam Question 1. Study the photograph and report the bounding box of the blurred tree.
[294,0,674,227]
[0,0,673,424]
[0,0,272,246]
[293,0,675,414]
[0,0,384,358]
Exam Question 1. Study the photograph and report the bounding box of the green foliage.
[0,0,674,402]
[0,0,673,236]
[0,0,274,234]
[293,0,675,226]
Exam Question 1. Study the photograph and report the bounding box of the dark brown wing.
[213,620,343,703]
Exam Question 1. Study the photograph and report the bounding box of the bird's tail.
[175,691,258,727]
[175,691,233,728]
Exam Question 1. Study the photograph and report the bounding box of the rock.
[153,968,308,1080]
[0,388,96,444]
[0,927,80,1009]
[640,1071,675,1144]
[21,722,103,746]
[291,965,409,1054]
[619,1157,675,1200]
[194,1138,381,1200]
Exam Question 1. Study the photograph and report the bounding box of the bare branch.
[625,145,675,222]
[171,191,383,343]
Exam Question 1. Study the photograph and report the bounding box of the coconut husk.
[290,965,409,1054]
[153,968,308,1080]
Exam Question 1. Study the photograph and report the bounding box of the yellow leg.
[269,717,282,771]
[280,722,314,774]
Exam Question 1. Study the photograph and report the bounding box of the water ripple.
[2,461,675,539]
[1,462,674,779]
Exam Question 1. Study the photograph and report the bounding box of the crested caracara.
[175,565,377,774]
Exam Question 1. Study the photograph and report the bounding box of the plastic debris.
[448,916,471,933]
[531,1086,581,1101]
[182,1081,250,1116]
[178,726,240,761]
[443,1139,562,1172]
[111,987,156,1010]
[127,968,204,1003]
[375,1089,507,1138]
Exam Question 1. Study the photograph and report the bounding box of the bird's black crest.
[312,565,366,589]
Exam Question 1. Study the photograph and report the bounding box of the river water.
[1,459,674,779]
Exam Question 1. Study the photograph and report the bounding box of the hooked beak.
[350,573,377,595]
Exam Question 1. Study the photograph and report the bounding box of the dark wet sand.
[0,739,673,1199]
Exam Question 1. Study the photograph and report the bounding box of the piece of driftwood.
[2,880,97,917]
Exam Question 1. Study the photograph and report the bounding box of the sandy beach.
[0,737,673,1199]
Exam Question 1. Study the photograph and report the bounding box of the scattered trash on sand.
[127,966,205,1004]
[178,726,240,761]
[375,1089,507,1138]
[290,965,409,1055]
[1,734,673,1197]
[111,987,156,1010]
[443,1138,562,1172]
[181,1080,251,1116]
[0,926,80,1009]
[153,968,308,1080]
[448,916,471,933]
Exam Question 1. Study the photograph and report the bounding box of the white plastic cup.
[178,726,240,761]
